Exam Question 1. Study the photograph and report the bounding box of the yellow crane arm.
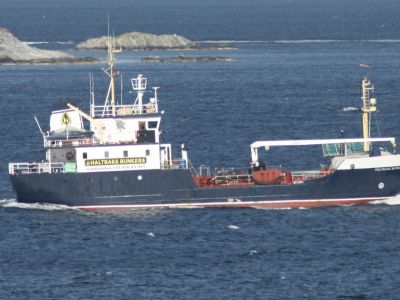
[67,103,97,124]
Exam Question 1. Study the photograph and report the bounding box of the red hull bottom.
[75,197,386,212]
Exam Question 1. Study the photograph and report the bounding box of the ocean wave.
[227,224,240,230]
[23,41,74,45]
[198,40,273,44]
[197,39,400,44]
[342,106,360,112]
[271,40,340,44]
[146,232,156,238]
[0,199,75,211]
[359,39,400,43]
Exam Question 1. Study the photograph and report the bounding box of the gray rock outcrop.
[0,28,96,64]
[76,32,198,50]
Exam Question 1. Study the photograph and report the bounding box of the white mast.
[131,74,147,114]
[361,77,377,152]
[101,19,121,117]
[89,73,95,117]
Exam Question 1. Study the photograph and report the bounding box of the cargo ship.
[8,41,400,211]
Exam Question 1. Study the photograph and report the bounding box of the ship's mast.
[101,22,121,117]
[361,77,377,152]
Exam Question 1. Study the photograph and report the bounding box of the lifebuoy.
[66,152,75,161]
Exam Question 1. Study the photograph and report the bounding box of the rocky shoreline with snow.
[0,28,96,65]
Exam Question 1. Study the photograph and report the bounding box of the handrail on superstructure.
[9,162,66,175]
[250,137,396,165]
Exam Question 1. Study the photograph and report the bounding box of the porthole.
[137,175,143,181]
[114,176,118,181]
[350,164,355,169]
[378,182,385,190]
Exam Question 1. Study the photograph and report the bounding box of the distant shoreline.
[0,57,99,66]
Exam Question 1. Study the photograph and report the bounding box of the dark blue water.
[1,0,400,42]
[1,205,400,299]
[1,2,400,299]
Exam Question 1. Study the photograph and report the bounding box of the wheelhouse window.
[148,121,158,129]
[123,150,128,158]
[83,152,87,159]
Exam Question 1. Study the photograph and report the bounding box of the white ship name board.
[75,144,161,173]
[85,157,146,166]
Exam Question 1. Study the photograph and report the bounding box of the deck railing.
[44,138,97,148]
[291,170,331,183]
[90,103,157,117]
[169,159,187,170]
[322,142,365,157]
[9,162,66,175]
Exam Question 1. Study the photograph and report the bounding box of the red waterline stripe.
[74,197,387,211]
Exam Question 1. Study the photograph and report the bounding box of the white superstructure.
[9,35,187,176]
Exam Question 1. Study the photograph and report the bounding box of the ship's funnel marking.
[61,112,72,126]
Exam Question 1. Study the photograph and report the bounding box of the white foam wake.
[198,40,273,43]
[251,206,292,210]
[0,199,75,211]
[371,196,400,206]
[0,198,14,205]
[198,39,400,44]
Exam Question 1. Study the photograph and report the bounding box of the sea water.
[1,1,400,299]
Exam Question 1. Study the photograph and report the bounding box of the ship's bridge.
[85,74,162,145]
[43,74,163,148]
[90,75,159,118]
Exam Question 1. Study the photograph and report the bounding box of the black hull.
[9,168,400,210]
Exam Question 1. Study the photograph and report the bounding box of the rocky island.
[0,28,96,65]
[76,32,236,51]
[76,32,198,50]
